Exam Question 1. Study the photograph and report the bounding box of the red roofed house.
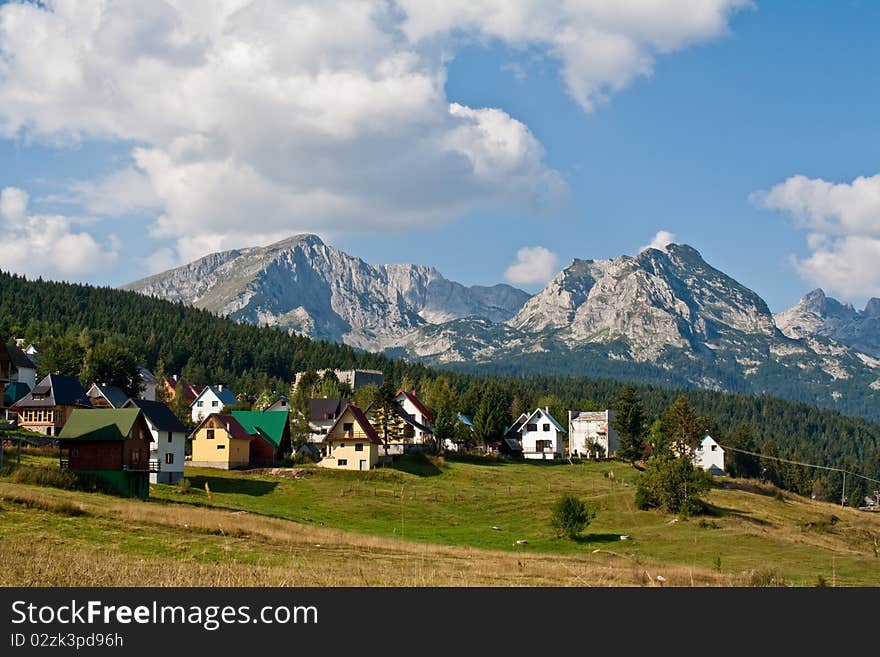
[318,404,382,471]
[189,413,253,469]
[161,375,202,405]
[394,390,435,445]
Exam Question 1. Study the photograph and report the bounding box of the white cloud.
[640,229,676,252]
[505,246,559,285]
[0,1,747,265]
[399,0,751,110]
[753,173,880,296]
[0,186,119,278]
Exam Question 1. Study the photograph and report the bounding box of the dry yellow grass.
[0,483,751,587]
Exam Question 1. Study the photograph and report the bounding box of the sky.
[1,1,879,313]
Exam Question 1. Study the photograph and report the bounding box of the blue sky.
[1,1,879,313]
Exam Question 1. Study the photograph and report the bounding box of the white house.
[267,395,289,412]
[569,410,619,459]
[138,367,158,401]
[123,398,188,484]
[519,407,565,460]
[191,385,238,423]
[692,434,725,475]
[306,397,348,443]
[6,343,36,391]
[394,390,434,445]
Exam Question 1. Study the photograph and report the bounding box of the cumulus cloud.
[640,229,676,252]
[505,246,559,285]
[399,0,751,110]
[0,187,119,278]
[752,173,880,296]
[0,1,747,265]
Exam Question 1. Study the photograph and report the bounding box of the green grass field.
[2,454,879,586]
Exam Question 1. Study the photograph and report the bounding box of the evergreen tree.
[472,381,509,445]
[660,395,705,456]
[724,423,760,478]
[635,453,711,516]
[612,384,646,464]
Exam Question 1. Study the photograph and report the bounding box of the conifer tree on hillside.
[612,384,647,465]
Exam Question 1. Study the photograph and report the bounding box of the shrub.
[635,454,711,516]
[550,494,597,539]
[176,478,192,495]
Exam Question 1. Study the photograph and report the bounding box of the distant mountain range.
[124,234,880,416]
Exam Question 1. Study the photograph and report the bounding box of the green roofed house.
[57,408,155,499]
[231,409,291,466]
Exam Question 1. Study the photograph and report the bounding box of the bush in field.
[551,494,597,539]
[635,454,711,516]
[175,478,192,495]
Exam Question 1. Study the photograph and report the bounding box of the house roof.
[11,374,92,409]
[163,376,201,403]
[232,410,289,449]
[308,397,347,422]
[194,385,238,408]
[324,404,383,445]
[3,381,30,407]
[87,383,129,408]
[138,367,158,384]
[504,413,528,437]
[396,390,434,422]
[58,408,145,442]
[6,343,35,370]
[191,413,254,441]
[502,438,524,453]
[390,402,433,434]
[522,408,567,434]
[123,398,188,433]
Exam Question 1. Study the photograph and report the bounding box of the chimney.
[218,384,223,392]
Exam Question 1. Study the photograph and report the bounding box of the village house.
[57,408,154,499]
[189,413,253,469]
[191,385,238,423]
[86,383,129,409]
[306,397,348,443]
[232,410,291,465]
[161,375,202,404]
[318,404,382,471]
[0,342,36,413]
[137,367,158,401]
[266,395,289,412]
[10,374,92,436]
[294,368,384,391]
[123,398,188,484]
[568,410,619,459]
[692,434,725,475]
[504,412,529,440]
[394,390,434,445]
[519,407,566,460]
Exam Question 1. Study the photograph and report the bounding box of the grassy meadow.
[2,454,879,586]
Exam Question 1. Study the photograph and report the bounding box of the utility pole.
[841,470,846,507]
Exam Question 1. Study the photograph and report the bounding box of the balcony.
[123,460,161,473]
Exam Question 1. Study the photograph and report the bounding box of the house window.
[355,443,363,452]
[535,440,550,452]
[211,400,219,407]
[343,422,354,434]
[165,453,174,464]
[197,401,204,407]
[217,444,226,450]
[131,449,140,462]
[711,445,717,451]
[206,429,215,440]
[338,443,345,449]
[167,431,173,443]
[338,459,347,466]
[543,423,550,432]
[526,423,537,432]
